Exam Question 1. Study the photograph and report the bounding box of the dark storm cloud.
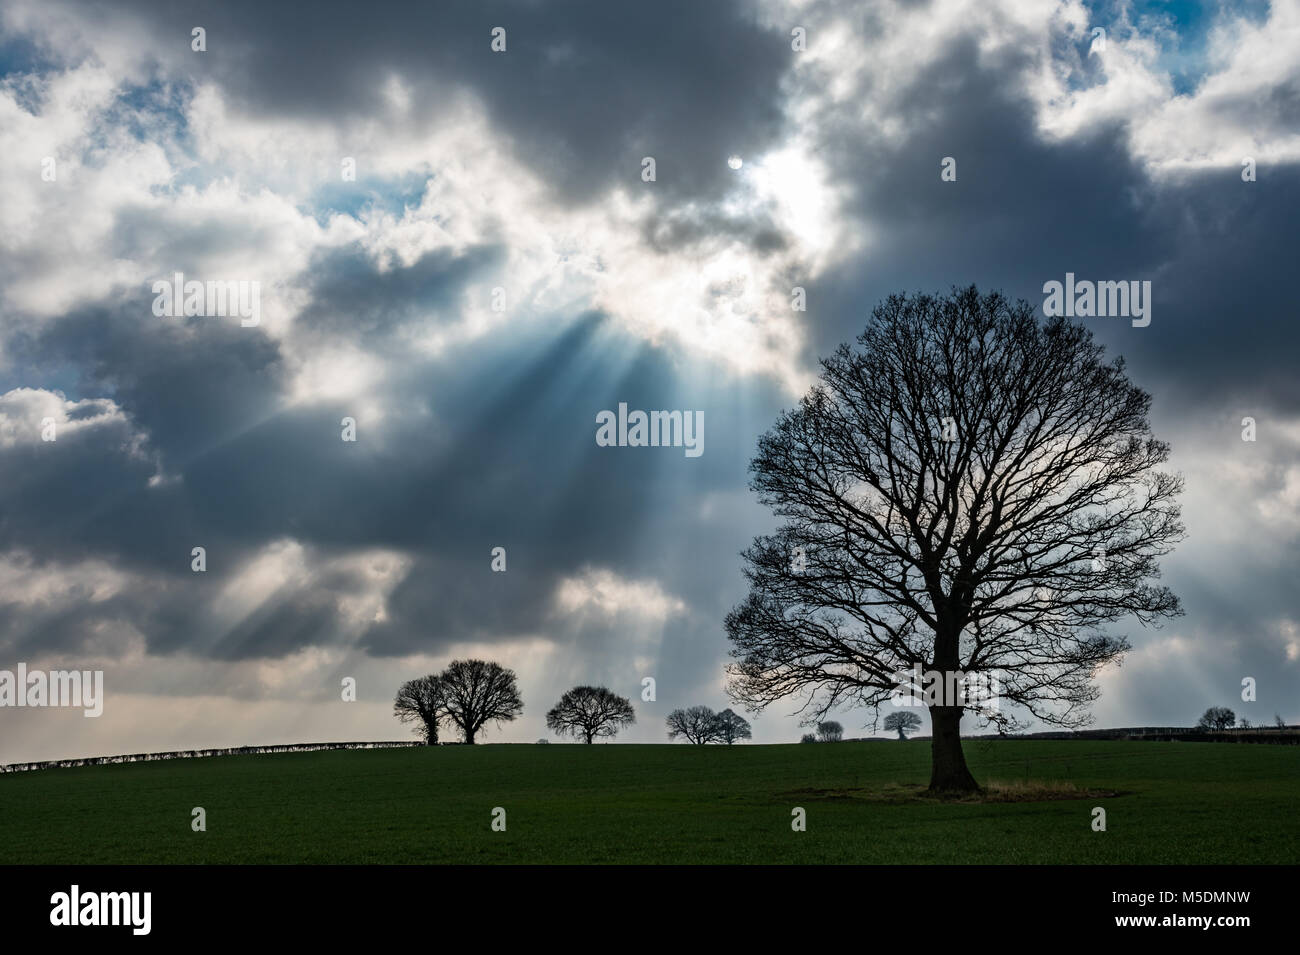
[639,205,791,256]
[1112,172,1300,413]
[39,0,793,207]
[301,243,504,345]
[3,272,787,664]
[10,297,282,477]
[2,0,1296,749]
[803,36,1170,348]
[0,384,173,567]
[335,313,786,657]
[210,583,355,661]
[797,31,1300,416]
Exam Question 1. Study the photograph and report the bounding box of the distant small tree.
[440,659,524,744]
[800,733,818,743]
[884,711,924,740]
[666,706,721,744]
[547,686,636,743]
[1276,713,1287,729]
[1239,718,1252,729]
[393,675,447,744]
[714,709,753,744]
[817,721,843,743]
[1196,706,1235,731]
[537,739,549,744]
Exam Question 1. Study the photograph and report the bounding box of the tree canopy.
[546,686,636,743]
[393,674,447,745]
[666,705,722,744]
[726,287,1183,790]
[439,659,524,744]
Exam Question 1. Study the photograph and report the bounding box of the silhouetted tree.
[440,659,523,744]
[714,709,753,744]
[393,674,448,744]
[799,733,818,743]
[546,686,636,743]
[1197,706,1235,731]
[884,711,924,739]
[817,721,843,742]
[726,288,1183,792]
[666,706,721,744]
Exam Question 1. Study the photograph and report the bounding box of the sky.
[0,0,1297,762]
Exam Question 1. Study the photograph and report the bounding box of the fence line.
[1002,725,1299,744]
[6,726,1298,771]
[0,740,429,774]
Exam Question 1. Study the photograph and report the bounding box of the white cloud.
[553,567,687,624]
[0,549,133,607]
[0,387,155,461]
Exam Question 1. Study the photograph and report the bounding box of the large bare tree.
[726,287,1183,792]
[440,659,524,744]
[393,675,447,744]
[546,686,636,743]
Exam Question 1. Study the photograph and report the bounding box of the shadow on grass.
[783,780,1133,804]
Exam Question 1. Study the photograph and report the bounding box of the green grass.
[1,740,1295,864]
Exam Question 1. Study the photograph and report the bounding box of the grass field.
[1,739,1296,864]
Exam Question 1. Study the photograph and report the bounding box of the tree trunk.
[464,726,476,745]
[897,729,905,740]
[928,705,979,792]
